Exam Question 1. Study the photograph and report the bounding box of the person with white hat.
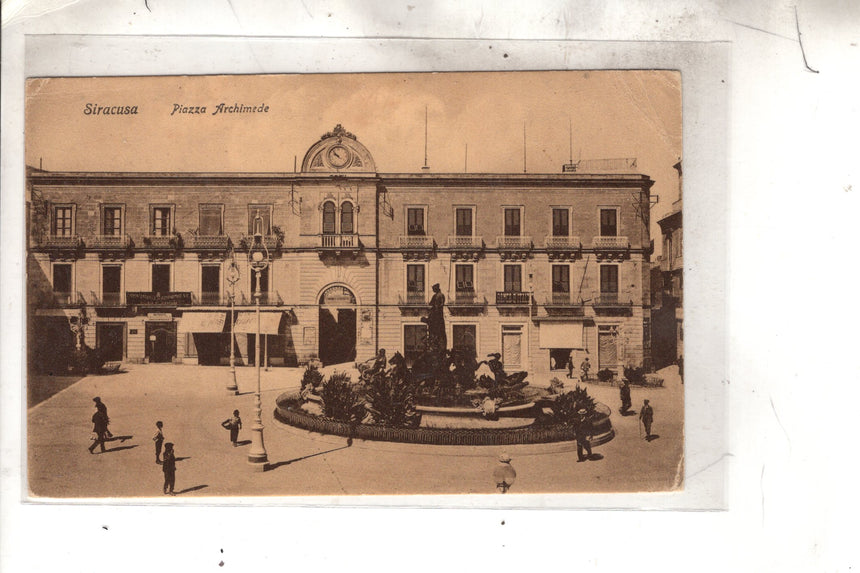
[575,408,593,462]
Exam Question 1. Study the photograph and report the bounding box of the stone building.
[651,160,683,369]
[27,125,655,381]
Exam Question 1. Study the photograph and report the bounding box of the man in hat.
[93,396,112,438]
[580,357,591,381]
[619,380,632,414]
[639,399,654,440]
[88,400,109,454]
[575,408,593,462]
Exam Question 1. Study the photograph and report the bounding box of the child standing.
[222,409,242,446]
[162,442,176,495]
[152,421,164,464]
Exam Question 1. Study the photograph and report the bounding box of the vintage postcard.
[25,71,683,497]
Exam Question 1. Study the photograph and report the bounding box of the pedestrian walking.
[620,380,632,414]
[677,355,684,385]
[152,421,165,464]
[575,408,593,462]
[639,399,654,440]
[566,355,574,379]
[580,357,591,381]
[88,402,109,454]
[162,442,176,495]
[93,396,113,438]
[221,410,242,446]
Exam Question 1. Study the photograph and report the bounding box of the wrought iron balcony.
[399,236,435,249]
[50,291,85,307]
[126,291,193,306]
[91,292,124,306]
[186,234,229,250]
[237,234,282,251]
[495,291,532,306]
[239,291,284,306]
[496,236,533,250]
[449,290,485,308]
[592,292,633,309]
[545,236,582,250]
[592,236,629,249]
[198,292,224,305]
[90,234,131,249]
[397,292,427,308]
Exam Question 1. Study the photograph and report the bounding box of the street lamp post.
[247,215,269,470]
[226,255,240,395]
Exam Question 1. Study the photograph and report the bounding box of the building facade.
[27,125,655,382]
[651,160,683,369]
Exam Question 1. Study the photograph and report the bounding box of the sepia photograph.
[25,71,683,497]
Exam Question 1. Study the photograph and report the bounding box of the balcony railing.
[320,234,359,249]
[41,235,81,249]
[199,292,223,305]
[496,236,533,250]
[546,292,581,305]
[592,292,632,308]
[143,234,180,250]
[399,236,435,249]
[90,234,131,249]
[592,236,629,249]
[545,236,582,250]
[187,235,229,250]
[495,291,532,305]
[397,292,427,307]
[450,290,481,305]
[93,292,124,306]
[239,291,284,306]
[126,291,193,306]
[447,236,483,249]
[50,291,85,307]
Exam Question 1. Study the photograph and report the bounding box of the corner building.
[27,125,654,381]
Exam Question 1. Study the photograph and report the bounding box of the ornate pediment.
[301,125,377,173]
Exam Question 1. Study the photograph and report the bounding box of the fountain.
[274,286,614,446]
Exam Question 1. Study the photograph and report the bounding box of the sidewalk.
[27,363,683,498]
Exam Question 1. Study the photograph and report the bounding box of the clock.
[327,145,351,168]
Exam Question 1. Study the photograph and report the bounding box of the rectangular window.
[102,265,122,305]
[152,207,172,236]
[248,205,272,235]
[455,208,473,236]
[406,264,425,300]
[452,324,477,355]
[600,265,619,294]
[455,264,474,291]
[600,208,618,236]
[503,265,522,292]
[504,208,521,236]
[551,265,570,293]
[407,208,425,235]
[53,264,72,302]
[201,266,221,304]
[404,324,428,364]
[53,206,73,237]
[340,202,354,234]
[152,264,171,294]
[501,325,523,369]
[552,208,569,237]
[199,205,223,236]
[103,206,122,236]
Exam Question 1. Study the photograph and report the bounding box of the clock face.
[327,145,351,168]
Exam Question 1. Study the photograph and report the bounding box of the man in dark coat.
[88,404,109,454]
[639,399,654,440]
[575,408,593,462]
[620,381,632,414]
[93,396,112,438]
[162,442,176,495]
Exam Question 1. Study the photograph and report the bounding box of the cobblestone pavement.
[27,363,683,498]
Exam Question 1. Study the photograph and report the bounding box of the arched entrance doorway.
[318,285,357,366]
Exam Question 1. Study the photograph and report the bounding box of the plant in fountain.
[551,385,597,426]
[319,371,366,424]
[362,367,420,428]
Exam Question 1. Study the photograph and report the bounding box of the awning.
[539,322,584,349]
[234,311,283,335]
[177,312,226,334]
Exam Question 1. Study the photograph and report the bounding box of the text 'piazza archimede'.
[171,103,271,116]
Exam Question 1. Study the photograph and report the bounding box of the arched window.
[322,201,336,234]
[340,202,354,234]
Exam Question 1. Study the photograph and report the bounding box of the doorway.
[318,308,356,366]
[96,323,125,361]
[145,321,177,363]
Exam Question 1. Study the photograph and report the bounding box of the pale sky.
[26,70,682,245]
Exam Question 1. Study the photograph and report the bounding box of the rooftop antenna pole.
[464,143,468,173]
[523,122,527,173]
[294,155,297,173]
[569,118,573,164]
[40,157,43,170]
[422,105,430,171]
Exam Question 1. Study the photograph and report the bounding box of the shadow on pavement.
[646,434,661,442]
[620,410,638,417]
[105,435,134,443]
[27,373,86,408]
[266,444,350,471]
[176,485,208,494]
[103,444,138,453]
[587,453,605,461]
[175,456,192,461]
[235,440,251,446]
